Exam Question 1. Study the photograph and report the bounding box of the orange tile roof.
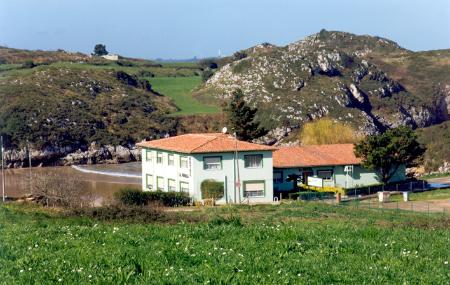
[136,133,277,154]
[273,144,361,168]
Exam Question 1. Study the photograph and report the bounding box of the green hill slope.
[0,64,178,149]
[194,30,450,138]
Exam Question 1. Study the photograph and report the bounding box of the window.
[168,179,176,191]
[180,156,189,169]
[243,181,265,197]
[180,181,189,192]
[203,156,222,170]
[273,171,283,184]
[145,150,153,162]
[157,152,164,164]
[168,154,175,166]
[157,176,164,190]
[146,174,153,190]
[244,154,263,168]
[317,170,333,181]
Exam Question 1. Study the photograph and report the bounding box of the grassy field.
[0,202,449,284]
[390,188,450,202]
[147,76,219,115]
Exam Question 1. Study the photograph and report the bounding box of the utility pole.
[234,133,241,203]
[27,140,32,194]
[1,136,5,202]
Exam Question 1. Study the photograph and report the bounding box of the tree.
[224,89,267,141]
[233,51,247,61]
[94,44,108,56]
[354,126,425,184]
[300,118,360,145]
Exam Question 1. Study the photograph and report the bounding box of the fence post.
[368,186,371,196]
[422,180,425,191]
[410,182,412,191]
[396,184,398,192]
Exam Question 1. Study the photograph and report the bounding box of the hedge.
[114,188,191,207]
[201,180,224,199]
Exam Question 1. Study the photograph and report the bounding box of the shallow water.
[0,163,142,200]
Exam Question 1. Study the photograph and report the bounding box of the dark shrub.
[22,60,36,68]
[116,60,134,67]
[70,204,163,223]
[233,51,247,61]
[138,70,155,77]
[148,191,191,207]
[198,58,218,69]
[209,215,243,227]
[114,188,191,207]
[201,179,224,199]
[114,188,148,206]
[201,69,214,82]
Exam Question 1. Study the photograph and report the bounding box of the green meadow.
[147,76,219,115]
[0,202,449,284]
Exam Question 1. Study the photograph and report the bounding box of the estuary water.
[0,162,142,200]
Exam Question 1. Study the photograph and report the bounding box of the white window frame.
[157,152,164,164]
[243,181,265,197]
[145,150,153,162]
[203,156,222,170]
[168,153,175,166]
[157,176,164,191]
[244,154,263,169]
[168,178,176,191]
[180,181,189,192]
[146,174,153,190]
[180,156,189,169]
[317,169,333,181]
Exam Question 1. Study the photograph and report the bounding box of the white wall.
[192,151,273,203]
[141,149,194,197]
[141,148,274,203]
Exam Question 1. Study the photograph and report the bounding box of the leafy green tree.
[94,44,108,56]
[354,126,424,184]
[224,89,267,141]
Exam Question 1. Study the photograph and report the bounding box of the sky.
[0,0,449,59]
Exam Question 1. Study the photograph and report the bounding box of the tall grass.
[0,202,448,284]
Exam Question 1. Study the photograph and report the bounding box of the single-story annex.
[137,133,406,203]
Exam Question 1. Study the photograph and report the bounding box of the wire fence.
[284,180,450,216]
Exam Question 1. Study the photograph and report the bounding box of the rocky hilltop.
[195,30,450,141]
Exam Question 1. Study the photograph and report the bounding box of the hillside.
[194,30,450,141]
[0,63,181,165]
[416,121,450,172]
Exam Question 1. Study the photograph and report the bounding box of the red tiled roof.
[136,133,276,154]
[273,144,361,168]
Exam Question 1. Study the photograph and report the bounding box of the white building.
[137,133,276,203]
[101,54,119,61]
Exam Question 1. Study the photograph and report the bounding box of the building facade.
[137,133,275,203]
[273,144,406,192]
